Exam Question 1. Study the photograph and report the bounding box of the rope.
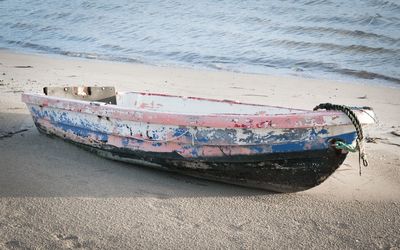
[313,103,370,175]
[333,141,357,153]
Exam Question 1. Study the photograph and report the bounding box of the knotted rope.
[313,103,371,175]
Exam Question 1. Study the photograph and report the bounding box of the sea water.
[1,0,399,85]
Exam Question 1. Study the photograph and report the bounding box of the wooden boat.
[22,86,376,192]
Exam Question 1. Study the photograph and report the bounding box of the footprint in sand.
[4,240,27,249]
[54,234,83,249]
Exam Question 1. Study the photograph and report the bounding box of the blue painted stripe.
[54,122,109,142]
[269,131,357,153]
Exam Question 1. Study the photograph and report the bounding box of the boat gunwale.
[22,92,357,129]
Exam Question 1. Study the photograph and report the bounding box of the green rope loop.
[333,141,357,153]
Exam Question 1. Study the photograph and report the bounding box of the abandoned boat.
[22,86,376,192]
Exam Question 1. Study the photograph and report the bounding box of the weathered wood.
[44,86,116,104]
[22,87,376,192]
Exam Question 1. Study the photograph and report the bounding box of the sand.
[0,50,399,249]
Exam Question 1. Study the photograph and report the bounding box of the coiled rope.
[313,103,371,175]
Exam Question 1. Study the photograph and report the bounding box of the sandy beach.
[0,50,399,249]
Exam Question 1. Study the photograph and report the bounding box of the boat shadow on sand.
[0,112,273,198]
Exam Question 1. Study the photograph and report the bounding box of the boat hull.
[35,122,347,192]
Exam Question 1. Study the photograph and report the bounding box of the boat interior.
[43,86,308,115]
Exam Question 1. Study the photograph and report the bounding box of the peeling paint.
[27,102,359,159]
[22,90,376,192]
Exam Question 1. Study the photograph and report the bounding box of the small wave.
[304,0,333,6]
[9,22,36,30]
[4,40,63,54]
[42,12,71,20]
[58,51,143,64]
[0,38,143,64]
[338,69,400,84]
[300,15,359,25]
[100,44,125,51]
[60,35,97,43]
[81,2,96,9]
[293,60,400,84]
[369,0,400,11]
[39,26,58,32]
[283,25,399,45]
[269,39,398,55]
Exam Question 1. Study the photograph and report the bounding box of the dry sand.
[0,50,399,249]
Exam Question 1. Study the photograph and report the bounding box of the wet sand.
[0,50,399,249]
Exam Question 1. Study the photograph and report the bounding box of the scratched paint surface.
[21,91,379,191]
[20,90,372,159]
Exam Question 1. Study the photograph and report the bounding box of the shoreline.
[2,47,399,89]
[1,50,399,248]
